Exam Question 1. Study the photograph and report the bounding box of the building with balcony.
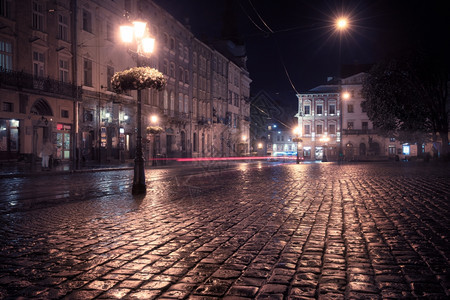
[0,0,252,165]
[0,0,77,162]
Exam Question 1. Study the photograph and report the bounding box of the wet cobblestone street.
[0,162,449,299]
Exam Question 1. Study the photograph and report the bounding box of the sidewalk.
[0,158,265,178]
[0,159,135,179]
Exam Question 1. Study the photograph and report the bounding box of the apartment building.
[0,0,252,164]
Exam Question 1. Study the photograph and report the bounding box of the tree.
[361,50,449,157]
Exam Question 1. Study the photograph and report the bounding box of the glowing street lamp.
[120,20,155,194]
[293,126,303,164]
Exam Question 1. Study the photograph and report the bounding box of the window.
[82,9,92,33]
[316,104,323,115]
[304,124,311,135]
[2,102,13,112]
[83,58,92,86]
[329,124,336,134]
[33,51,45,77]
[179,67,184,82]
[61,109,69,118]
[362,122,368,130]
[170,91,174,112]
[84,109,93,122]
[107,66,114,91]
[0,40,12,70]
[163,33,168,47]
[184,95,189,113]
[347,122,354,130]
[169,37,175,50]
[59,59,69,83]
[329,104,336,115]
[58,14,69,41]
[0,0,11,18]
[184,69,189,84]
[178,93,183,112]
[304,105,310,115]
[32,1,44,31]
[316,124,323,135]
[193,98,197,117]
[347,104,354,113]
[163,90,169,110]
[106,22,114,42]
[162,59,168,74]
[169,62,175,77]
[193,52,197,66]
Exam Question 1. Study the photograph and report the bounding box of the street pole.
[132,56,146,194]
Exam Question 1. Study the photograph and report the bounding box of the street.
[0,161,449,299]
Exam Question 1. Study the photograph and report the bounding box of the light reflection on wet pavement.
[0,162,449,299]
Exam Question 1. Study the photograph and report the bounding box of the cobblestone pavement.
[0,161,449,299]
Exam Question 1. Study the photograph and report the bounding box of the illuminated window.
[0,40,13,70]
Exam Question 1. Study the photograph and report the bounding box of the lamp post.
[320,135,330,162]
[120,21,155,194]
[293,126,302,164]
[335,17,349,161]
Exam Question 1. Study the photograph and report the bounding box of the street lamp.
[120,20,155,194]
[334,16,350,162]
[293,126,303,164]
[320,135,330,162]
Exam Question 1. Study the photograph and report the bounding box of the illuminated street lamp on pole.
[335,16,349,160]
[293,126,303,164]
[120,21,155,194]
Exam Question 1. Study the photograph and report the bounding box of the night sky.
[153,0,449,107]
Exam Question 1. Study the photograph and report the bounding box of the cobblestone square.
[0,162,449,299]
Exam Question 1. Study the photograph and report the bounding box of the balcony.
[0,68,78,98]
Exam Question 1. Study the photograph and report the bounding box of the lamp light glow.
[120,25,134,43]
[133,21,147,39]
[142,37,155,53]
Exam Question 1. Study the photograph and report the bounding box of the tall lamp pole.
[293,126,302,164]
[120,21,155,194]
[335,17,349,161]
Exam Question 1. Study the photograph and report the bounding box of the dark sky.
[153,0,449,106]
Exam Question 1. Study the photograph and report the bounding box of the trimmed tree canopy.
[111,67,166,93]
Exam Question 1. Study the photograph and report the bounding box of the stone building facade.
[0,0,251,164]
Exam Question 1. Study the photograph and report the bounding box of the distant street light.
[120,20,155,194]
[293,127,303,164]
[335,16,350,161]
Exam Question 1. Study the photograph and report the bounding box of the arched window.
[163,90,169,111]
[184,95,189,113]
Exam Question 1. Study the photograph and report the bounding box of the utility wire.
[237,1,269,35]
[248,0,274,34]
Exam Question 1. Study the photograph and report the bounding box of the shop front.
[0,119,20,160]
